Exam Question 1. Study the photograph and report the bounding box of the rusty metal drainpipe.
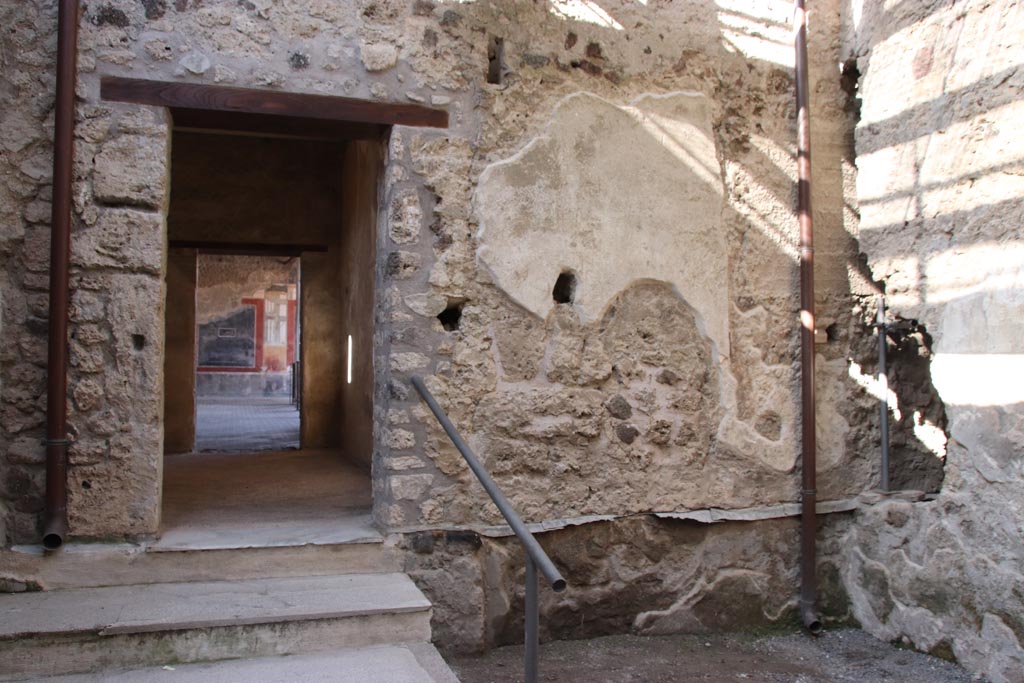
[43,0,80,551]
[794,0,822,634]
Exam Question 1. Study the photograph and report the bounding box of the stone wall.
[838,1,1024,681]
[0,0,883,648]
[374,0,876,530]
[399,512,855,653]
[1,0,170,542]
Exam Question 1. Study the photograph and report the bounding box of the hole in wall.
[132,334,146,350]
[438,300,465,331]
[552,272,577,304]
[826,323,839,342]
[81,480,92,490]
[840,58,863,125]
[839,58,861,97]
[487,35,505,85]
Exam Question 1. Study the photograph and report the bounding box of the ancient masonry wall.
[838,1,1024,681]
[1,1,171,541]
[1,0,883,648]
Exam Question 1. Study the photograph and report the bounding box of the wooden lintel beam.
[171,107,386,141]
[101,77,449,129]
[170,240,328,256]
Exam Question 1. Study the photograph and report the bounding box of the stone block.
[389,191,422,245]
[361,43,398,72]
[71,209,163,275]
[391,474,434,501]
[387,428,417,450]
[92,135,167,210]
[7,436,44,465]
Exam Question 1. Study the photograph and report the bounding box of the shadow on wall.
[840,0,1024,680]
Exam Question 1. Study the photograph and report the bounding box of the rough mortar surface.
[838,1,1024,681]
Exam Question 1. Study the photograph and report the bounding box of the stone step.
[0,573,432,680]
[1,538,400,591]
[22,643,459,683]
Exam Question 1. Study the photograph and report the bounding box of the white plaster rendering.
[476,92,730,358]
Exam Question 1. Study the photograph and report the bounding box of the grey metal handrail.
[410,375,566,683]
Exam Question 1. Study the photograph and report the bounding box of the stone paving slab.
[159,450,373,550]
[1,539,399,590]
[151,510,381,551]
[29,644,459,683]
[0,573,430,639]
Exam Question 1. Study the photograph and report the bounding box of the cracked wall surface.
[400,513,855,653]
[839,1,1024,681]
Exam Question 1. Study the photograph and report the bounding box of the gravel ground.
[449,629,983,683]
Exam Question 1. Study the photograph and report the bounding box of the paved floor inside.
[195,396,300,452]
[159,449,376,550]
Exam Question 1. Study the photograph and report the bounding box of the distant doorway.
[193,254,300,453]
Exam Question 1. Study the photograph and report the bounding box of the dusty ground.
[449,629,981,683]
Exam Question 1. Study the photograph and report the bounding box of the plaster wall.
[337,140,381,471]
[168,133,341,248]
[838,2,1024,681]
[300,247,344,449]
[194,255,296,327]
[164,248,197,454]
[193,254,298,399]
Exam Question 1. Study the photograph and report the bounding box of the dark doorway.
[159,130,382,547]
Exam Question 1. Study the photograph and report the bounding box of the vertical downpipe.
[794,0,822,634]
[43,0,80,550]
[877,295,890,491]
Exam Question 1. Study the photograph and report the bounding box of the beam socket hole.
[552,272,576,304]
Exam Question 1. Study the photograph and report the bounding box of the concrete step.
[0,573,432,680]
[0,537,401,591]
[23,643,459,683]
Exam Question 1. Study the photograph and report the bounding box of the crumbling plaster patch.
[476,91,729,354]
[473,91,804,478]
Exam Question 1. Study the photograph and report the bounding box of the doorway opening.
[98,78,447,547]
[159,129,383,548]
[194,254,301,453]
